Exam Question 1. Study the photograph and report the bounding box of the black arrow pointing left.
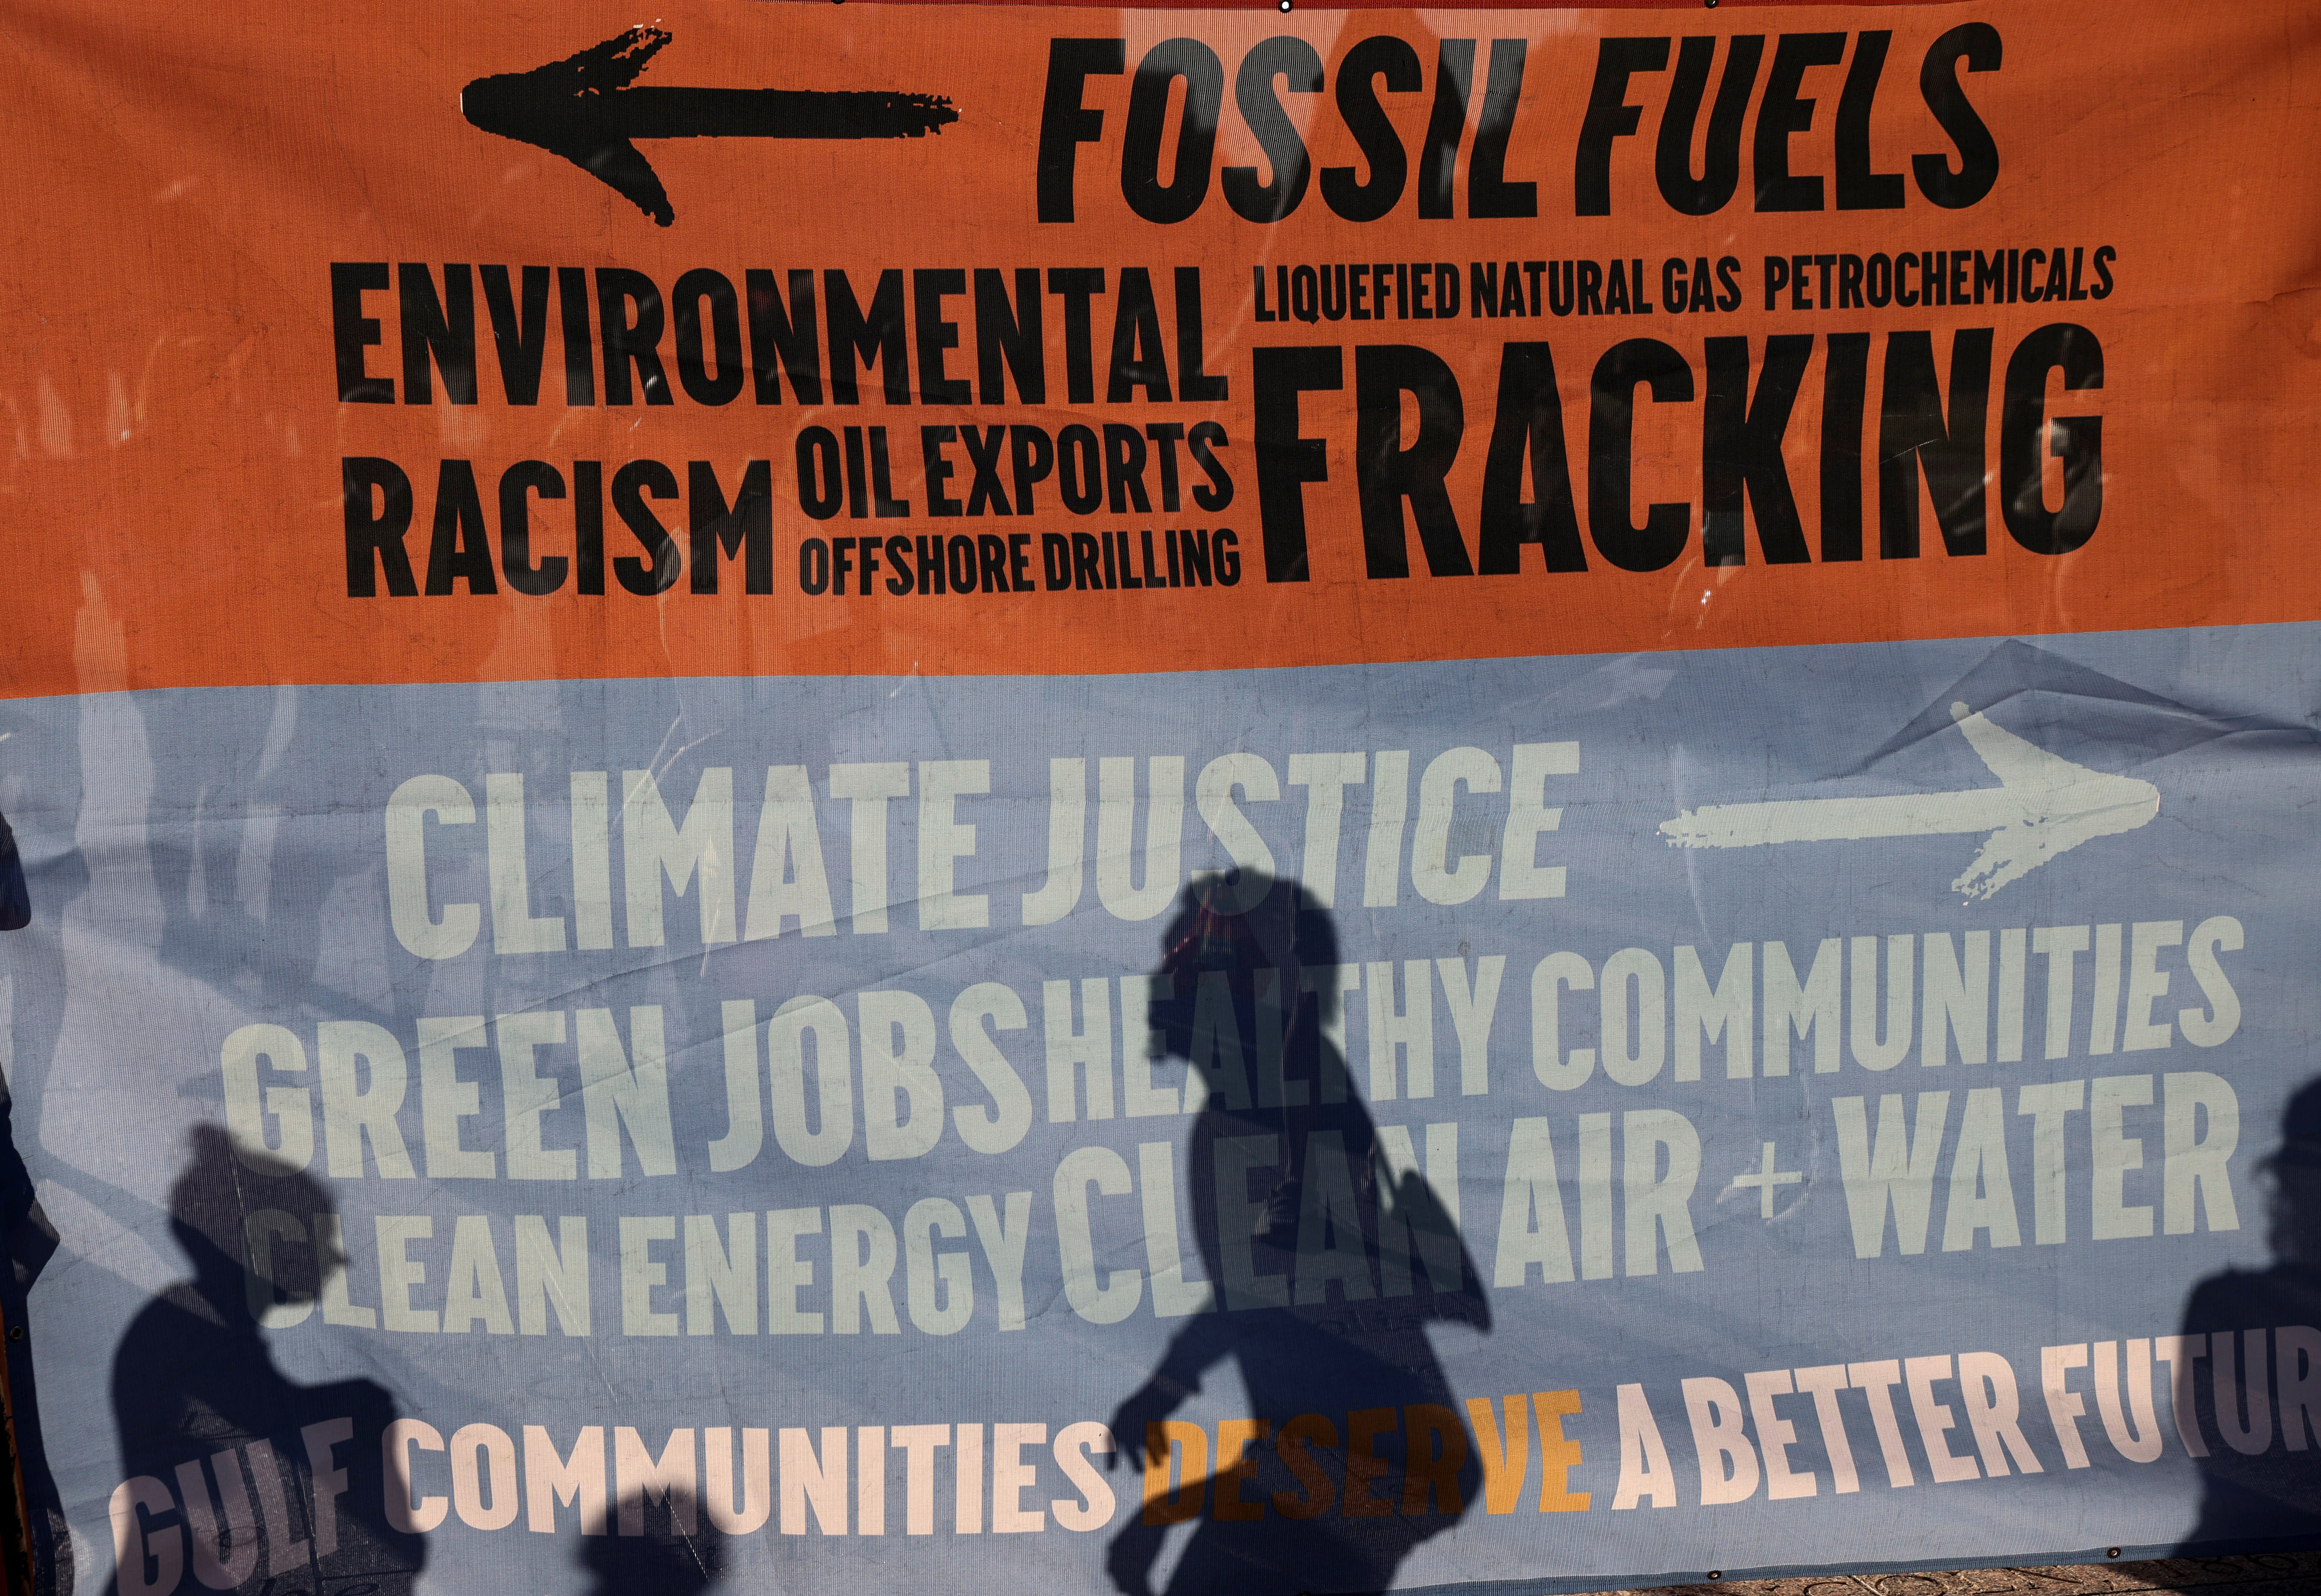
[462,25,958,226]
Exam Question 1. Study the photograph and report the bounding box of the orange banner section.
[2,0,2316,695]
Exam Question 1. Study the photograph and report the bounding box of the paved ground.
[1596,1553,2321,1596]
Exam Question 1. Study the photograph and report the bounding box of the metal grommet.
[6,1326,22,1343]
[2107,1549,2122,1560]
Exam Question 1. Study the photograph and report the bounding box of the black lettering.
[342,456,415,595]
[1838,254,1865,308]
[1174,268,1228,401]
[557,266,594,406]
[479,265,551,405]
[688,460,773,594]
[671,268,746,406]
[1656,36,1761,216]
[1877,329,1994,557]
[1123,39,1222,223]
[1588,339,1695,571]
[1914,24,2002,208]
[400,264,477,406]
[612,459,682,594]
[914,269,971,404]
[1477,343,1585,573]
[1355,345,1470,577]
[1754,33,1846,211]
[1145,422,1186,511]
[1866,253,1894,308]
[978,533,1012,593]
[1974,251,2005,305]
[1215,528,1242,584]
[1182,527,1214,585]
[826,270,910,406]
[331,262,394,403]
[1047,268,1107,406]
[1702,335,1813,565]
[1038,40,1128,223]
[1058,425,1104,514]
[1469,41,1538,218]
[1323,36,1420,222]
[574,461,605,594]
[1293,265,1321,323]
[1574,38,1669,216]
[1834,32,1906,209]
[1104,423,1152,513]
[869,428,910,517]
[597,269,671,406]
[498,460,569,595]
[797,428,844,521]
[975,269,1046,403]
[1225,37,1322,222]
[1107,268,1173,401]
[2001,323,2102,555]
[844,427,870,518]
[1188,420,1234,511]
[1252,345,1344,580]
[1417,40,1476,220]
[425,460,496,594]
[746,269,822,403]
[1011,425,1057,514]
[942,533,979,594]
[963,425,1013,515]
[923,426,965,517]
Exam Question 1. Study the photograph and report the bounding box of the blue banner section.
[0,622,2313,1593]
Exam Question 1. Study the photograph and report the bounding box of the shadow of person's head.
[580,1490,725,1596]
[1149,868,1339,1065]
[2267,1079,2321,1267]
[167,1124,343,1324]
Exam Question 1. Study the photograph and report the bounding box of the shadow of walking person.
[2175,1077,2321,1554]
[110,1126,425,1594]
[0,801,66,1596]
[1105,871,1491,1596]
[579,1489,726,1596]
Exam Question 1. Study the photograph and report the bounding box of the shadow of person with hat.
[111,1126,426,1594]
[2175,1078,2321,1553]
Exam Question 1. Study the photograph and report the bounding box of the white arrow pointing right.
[1661,701,2161,900]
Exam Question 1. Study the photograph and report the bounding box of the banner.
[3,0,2318,1590]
